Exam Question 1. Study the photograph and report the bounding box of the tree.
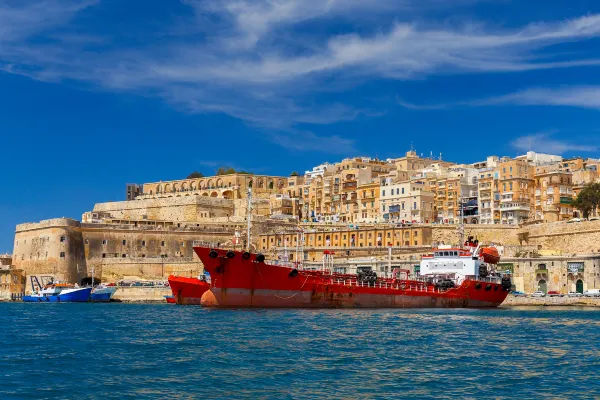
[290,171,300,176]
[186,171,204,179]
[573,182,600,218]
[216,167,253,175]
[216,167,235,175]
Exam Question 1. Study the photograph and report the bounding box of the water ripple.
[1,304,600,399]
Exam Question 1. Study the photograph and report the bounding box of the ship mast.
[246,188,252,252]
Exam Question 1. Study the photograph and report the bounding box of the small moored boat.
[23,282,92,303]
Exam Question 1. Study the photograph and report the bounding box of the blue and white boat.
[23,283,92,303]
[90,284,117,302]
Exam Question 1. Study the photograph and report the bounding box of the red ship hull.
[167,275,210,305]
[193,248,509,308]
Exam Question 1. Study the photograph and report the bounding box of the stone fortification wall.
[13,216,297,289]
[90,257,203,281]
[521,220,600,254]
[14,218,87,291]
[93,196,234,222]
[431,225,521,246]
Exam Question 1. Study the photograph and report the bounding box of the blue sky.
[1,0,600,252]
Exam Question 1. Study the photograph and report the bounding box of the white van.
[583,289,600,297]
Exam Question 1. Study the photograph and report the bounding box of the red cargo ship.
[192,242,511,308]
[167,275,210,305]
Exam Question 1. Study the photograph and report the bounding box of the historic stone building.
[140,173,289,201]
[13,216,295,291]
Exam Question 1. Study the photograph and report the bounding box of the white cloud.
[398,85,600,111]
[512,132,598,154]
[483,86,600,110]
[2,0,600,152]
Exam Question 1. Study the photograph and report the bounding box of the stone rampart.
[93,196,234,222]
[431,225,521,246]
[89,257,203,281]
[520,220,600,254]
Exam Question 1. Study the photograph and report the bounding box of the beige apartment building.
[303,157,394,223]
[533,167,574,222]
[477,168,500,224]
[380,179,435,223]
[499,159,534,225]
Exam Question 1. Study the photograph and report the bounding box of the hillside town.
[133,149,599,226]
[4,149,600,300]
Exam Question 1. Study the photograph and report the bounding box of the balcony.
[342,182,357,190]
[500,202,531,211]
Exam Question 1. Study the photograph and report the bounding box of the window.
[402,188,405,194]
[84,239,89,244]
[102,240,107,245]
[60,252,66,258]
[141,240,146,247]
[122,240,127,245]
[161,241,165,246]
[382,190,385,196]
[60,236,66,242]
[102,253,106,258]
[122,254,127,258]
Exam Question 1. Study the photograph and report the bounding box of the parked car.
[568,292,582,297]
[547,291,562,297]
[589,217,600,222]
[584,289,600,297]
[567,218,582,223]
[511,291,526,297]
[531,291,545,297]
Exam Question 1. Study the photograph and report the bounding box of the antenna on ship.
[246,188,252,252]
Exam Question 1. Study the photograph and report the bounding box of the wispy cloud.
[398,85,600,111]
[2,1,600,152]
[479,86,600,110]
[512,131,598,154]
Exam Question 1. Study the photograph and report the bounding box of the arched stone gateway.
[164,184,172,193]
[202,193,209,197]
[537,279,548,294]
[576,279,584,294]
[222,190,234,200]
[210,192,218,197]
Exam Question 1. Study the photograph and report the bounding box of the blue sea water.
[1,304,600,399]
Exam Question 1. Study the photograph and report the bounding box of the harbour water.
[1,304,600,399]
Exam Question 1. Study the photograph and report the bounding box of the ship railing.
[330,278,442,292]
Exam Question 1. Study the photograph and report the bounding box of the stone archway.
[576,279,584,294]
[537,279,547,294]
[210,192,218,197]
[222,190,234,200]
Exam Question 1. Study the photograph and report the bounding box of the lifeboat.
[481,247,500,264]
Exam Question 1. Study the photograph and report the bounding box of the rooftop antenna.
[439,152,443,160]
[410,141,414,152]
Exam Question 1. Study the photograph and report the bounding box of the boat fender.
[256,253,265,263]
[209,249,219,259]
[475,283,482,290]
[57,296,60,302]
[242,252,251,260]
[226,250,235,259]
[38,298,42,302]
[485,284,492,291]
[289,269,299,278]
[494,285,499,291]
